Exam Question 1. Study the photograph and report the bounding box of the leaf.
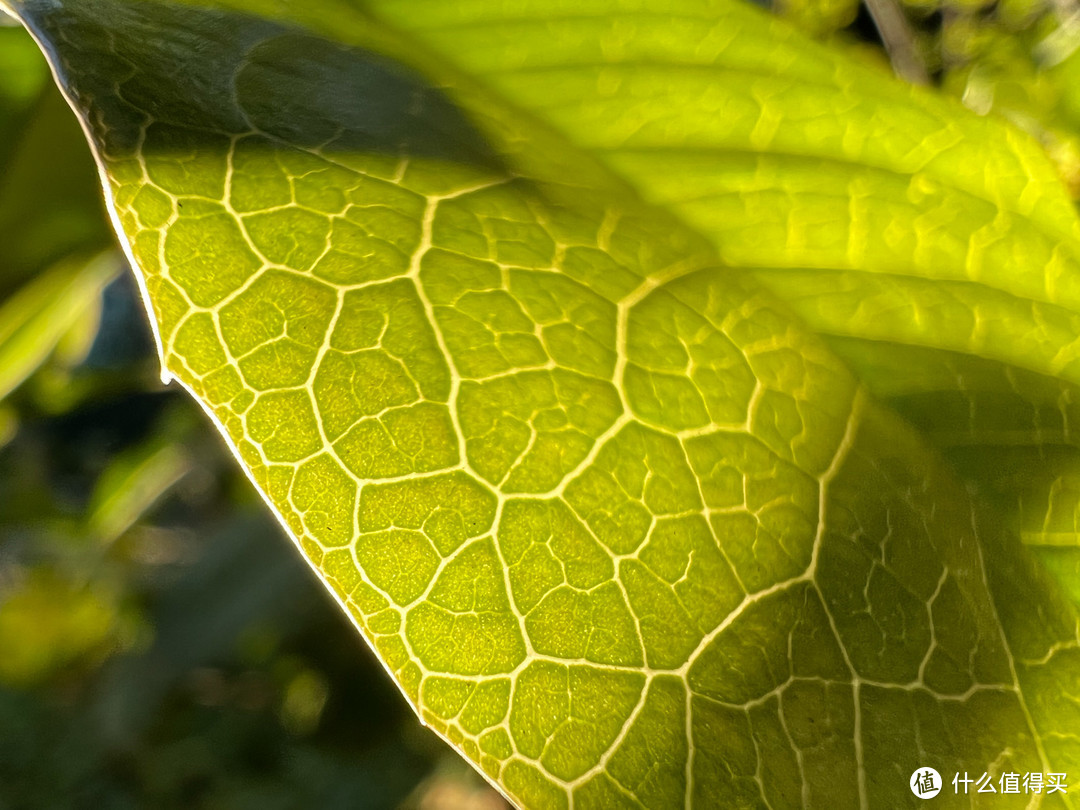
[86,436,191,545]
[0,567,120,687]
[359,0,1080,381]
[0,251,118,401]
[0,23,50,152]
[0,56,114,290]
[826,336,1080,607]
[356,0,1080,592]
[5,0,1080,807]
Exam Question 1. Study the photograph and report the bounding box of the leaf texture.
[5,0,1080,807]
[356,0,1080,583]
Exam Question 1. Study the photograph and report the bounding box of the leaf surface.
[359,0,1080,380]
[5,0,1080,807]
[356,0,1080,593]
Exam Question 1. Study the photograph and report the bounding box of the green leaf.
[356,0,1080,594]
[5,0,1080,807]
[825,338,1080,536]
[86,434,191,545]
[0,50,114,291]
[0,567,121,687]
[0,23,49,151]
[825,336,1080,607]
[0,250,118,401]
[359,0,1080,382]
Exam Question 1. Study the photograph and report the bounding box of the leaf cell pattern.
[357,0,1080,575]
[9,0,1080,807]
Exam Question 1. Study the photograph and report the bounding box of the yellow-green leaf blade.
[8,1,1079,808]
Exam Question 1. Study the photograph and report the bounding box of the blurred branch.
[1037,4,1080,67]
[863,0,931,85]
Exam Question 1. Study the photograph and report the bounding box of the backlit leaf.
[360,0,1080,597]
[4,0,1079,807]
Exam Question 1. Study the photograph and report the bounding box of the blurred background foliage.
[771,0,1080,194]
[0,2,1078,808]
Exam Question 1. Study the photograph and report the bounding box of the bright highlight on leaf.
[5,0,1080,807]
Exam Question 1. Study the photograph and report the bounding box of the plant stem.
[863,0,931,85]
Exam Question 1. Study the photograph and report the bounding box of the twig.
[863,0,932,85]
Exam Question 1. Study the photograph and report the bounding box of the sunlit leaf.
[4,0,1079,807]
[361,0,1080,596]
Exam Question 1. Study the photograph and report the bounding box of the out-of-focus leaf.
[0,404,16,450]
[1034,546,1080,614]
[0,250,118,401]
[279,667,329,737]
[0,24,48,157]
[51,288,104,369]
[0,247,118,399]
[1049,48,1080,131]
[0,567,119,687]
[86,438,191,545]
[774,0,860,36]
[0,76,112,294]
